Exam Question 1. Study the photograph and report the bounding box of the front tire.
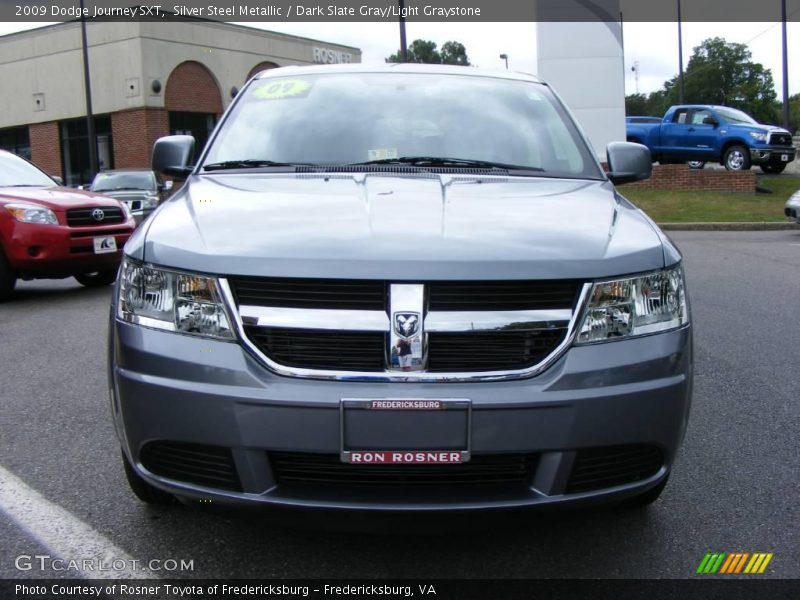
[74,269,117,287]
[122,451,175,505]
[0,250,17,302]
[723,145,751,171]
[687,161,706,169]
[760,163,787,174]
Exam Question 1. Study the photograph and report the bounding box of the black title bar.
[1,0,800,23]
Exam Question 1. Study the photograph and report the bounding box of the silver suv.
[89,169,164,225]
[109,65,692,511]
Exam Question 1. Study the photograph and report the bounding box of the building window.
[0,127,31,160]
[60,116,113,186]
[169,112,216,160]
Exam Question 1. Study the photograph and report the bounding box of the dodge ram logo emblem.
[393,312,420,339]
[91,208,105,222]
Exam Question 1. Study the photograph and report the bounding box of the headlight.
[5,203,58,225]
[749,132,768,142]
[576,265,688,344]
[117,259,234,340]
[142,195,159,209]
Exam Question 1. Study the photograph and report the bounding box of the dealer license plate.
[93,236,117,254]
[340,398,471,464]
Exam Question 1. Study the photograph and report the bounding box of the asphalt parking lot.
[0,230,798,580]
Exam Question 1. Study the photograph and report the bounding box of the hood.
[96,189,156,199]
[728,123,790,136]
[136,173,666,280]
[0,185,124,211]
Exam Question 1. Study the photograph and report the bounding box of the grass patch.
[620,176,800,223]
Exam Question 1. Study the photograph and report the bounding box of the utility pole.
[79,0,97,182]
[677,0,685,104]
[781,0,790,129]
[398,0,408,62]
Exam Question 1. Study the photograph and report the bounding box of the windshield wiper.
[203,159,312,171]
[347,156,544,171]
[98,186,145,192]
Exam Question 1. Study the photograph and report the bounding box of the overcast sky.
[1,20,798,96]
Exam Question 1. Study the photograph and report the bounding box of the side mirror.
[52,176,64,186]
[606,142,652,185]
[152,135,195,178]
[702,116,719,127]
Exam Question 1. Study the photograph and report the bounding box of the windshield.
[715,107,757,125]
[91,171,156,192]
[0,152,56,187]
[202,72,602,179]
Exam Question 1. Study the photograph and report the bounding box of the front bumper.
[4,220,133,277]
[110,318,693,511]
[750,146,796,164]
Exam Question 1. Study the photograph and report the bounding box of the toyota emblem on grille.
[393,312,420,339]
[91,208,105,222]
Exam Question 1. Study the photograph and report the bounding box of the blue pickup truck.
[626,105,796,173]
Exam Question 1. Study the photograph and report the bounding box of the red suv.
[0,150,135,300]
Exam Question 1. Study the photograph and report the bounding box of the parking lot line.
[0,464,156,579]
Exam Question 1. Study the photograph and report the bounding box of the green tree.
[625,93,647,116]
[386,39,470,66]
[440,41,470,66]
[655,37,779,124]
[788,93,800,133]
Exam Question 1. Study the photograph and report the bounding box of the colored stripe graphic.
[697,553,727,574]
[697,552,773,574]
[758,554,774,573]
[719,553,738,574]
[697,554,713,574]
[745,553,774,574]
[734,553,750,573]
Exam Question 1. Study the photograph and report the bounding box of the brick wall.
[29,122,62,178]
[622,164,756,193]
[111,108,169,169]
[165,61,223,114]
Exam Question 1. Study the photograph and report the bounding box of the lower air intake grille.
[566,444,663,494]
[140,441,242,492]
[245,326,386,371]
[270,452,538,488]
[427,329,568,372]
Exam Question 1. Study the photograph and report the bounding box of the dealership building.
[0,21,360,185]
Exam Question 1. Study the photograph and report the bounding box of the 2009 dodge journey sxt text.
[109,64,692,511]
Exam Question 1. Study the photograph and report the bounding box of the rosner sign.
[312,47,353,64]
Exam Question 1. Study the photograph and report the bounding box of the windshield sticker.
[252,79,313,101]
[367,148,399,161]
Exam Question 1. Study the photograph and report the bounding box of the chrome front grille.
[223,277,588,381]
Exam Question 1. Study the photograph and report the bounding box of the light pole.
[79,0,97,182]
[499,53,508,69]
[781,0,789,129]
[677,0,685,104]
[398,0,408,62]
